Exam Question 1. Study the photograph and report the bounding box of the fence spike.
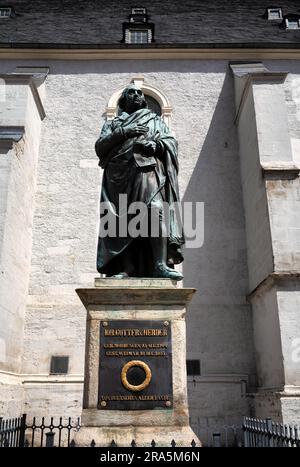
[289,425,294,446]
[171,439,176,447]
[131,440,137,447]
[76,417,81,432]
[151,440,156,447]
[294,425,298,440]
[90,439,96,447]
[70,439,76,447]
[191,439,196,447]
[110,439,117,447]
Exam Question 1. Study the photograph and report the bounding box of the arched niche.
[106,76,173,128]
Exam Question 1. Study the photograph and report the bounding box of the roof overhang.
[0,44,300,60]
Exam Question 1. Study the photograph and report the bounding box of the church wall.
[0,57,299,438]
[0,59,254,437]
[232,60,300,425]
[273,70,300,274]
[277,287,300,387]
[0,78,43,375]
[266,177,300,273]
[251,287,284,389]
[235,85,274,292]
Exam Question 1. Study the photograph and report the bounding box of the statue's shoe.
[111,272,129,279]
[154,263,183,281]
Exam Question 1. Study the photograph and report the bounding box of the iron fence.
[2,414,300,447]
[0,414,80,447]
[0,414,198,447]
[0,414,26,447]
[243,417,300,447]
[24,415,81,447]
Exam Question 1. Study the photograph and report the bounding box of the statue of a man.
[95,85,184,280]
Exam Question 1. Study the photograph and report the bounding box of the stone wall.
[231,60,300,426]
[1,57,300,440]
[0,76,44,375]
[0,59,256,437]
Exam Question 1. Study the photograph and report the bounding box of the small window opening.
[187,360,201,376]
[129,29,149,44]
[122,7,154,44]
[0,7,12,18]
[132,7,146,15]
[285,18,300,29]
[281,14,300,30]
[266,7,283,20]
[50,356,69,375]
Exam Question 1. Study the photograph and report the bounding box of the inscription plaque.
[98,320,172,410]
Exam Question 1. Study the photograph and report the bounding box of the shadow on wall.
[182,71,248,299]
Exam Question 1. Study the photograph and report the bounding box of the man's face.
[125,86,145,112]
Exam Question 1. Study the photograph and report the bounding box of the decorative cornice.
[0,126,24,149]
[253,386,300,397]
[187,374,249,384]
[247,272,300,301]
[0,73,46,120]
[1,47,300,60]
[230,63,288,124]
[0,370,84,385]
[76,287,196,307]
[262,163,300,180]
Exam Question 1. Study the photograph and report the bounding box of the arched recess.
[106,76,173,128]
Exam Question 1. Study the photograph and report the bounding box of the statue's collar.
[117,108,152,122]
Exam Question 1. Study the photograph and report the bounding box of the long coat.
[95,108,184,276]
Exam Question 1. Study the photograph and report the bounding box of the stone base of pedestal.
[73,425,200,447]
[75,278,201,448]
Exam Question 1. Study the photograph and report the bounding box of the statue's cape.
[95,108,184,275]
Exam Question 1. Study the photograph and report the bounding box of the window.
[130,7,147,22]
[285,18,300,29]
[122,7,154,43]
[266,7,283,20]
[0,7,12,18]
[186,360,201,376]
[132,7,146,15]
[50,356,69,375]
[281,14,300,30]
[129,29,149,44]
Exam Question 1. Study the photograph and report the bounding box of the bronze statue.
[95,85,184,280]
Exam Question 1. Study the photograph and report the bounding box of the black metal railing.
[24,415,81,447]
[0,414,198,447]
[0,414,80,447]
[3,413,300,447]
[243,417,300,447]
[0,414,26,447]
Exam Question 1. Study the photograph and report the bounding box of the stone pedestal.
[74,278,201,447]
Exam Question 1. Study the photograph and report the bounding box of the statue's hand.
[122,124,148,138]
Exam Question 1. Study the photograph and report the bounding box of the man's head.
[118,85,147,114]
